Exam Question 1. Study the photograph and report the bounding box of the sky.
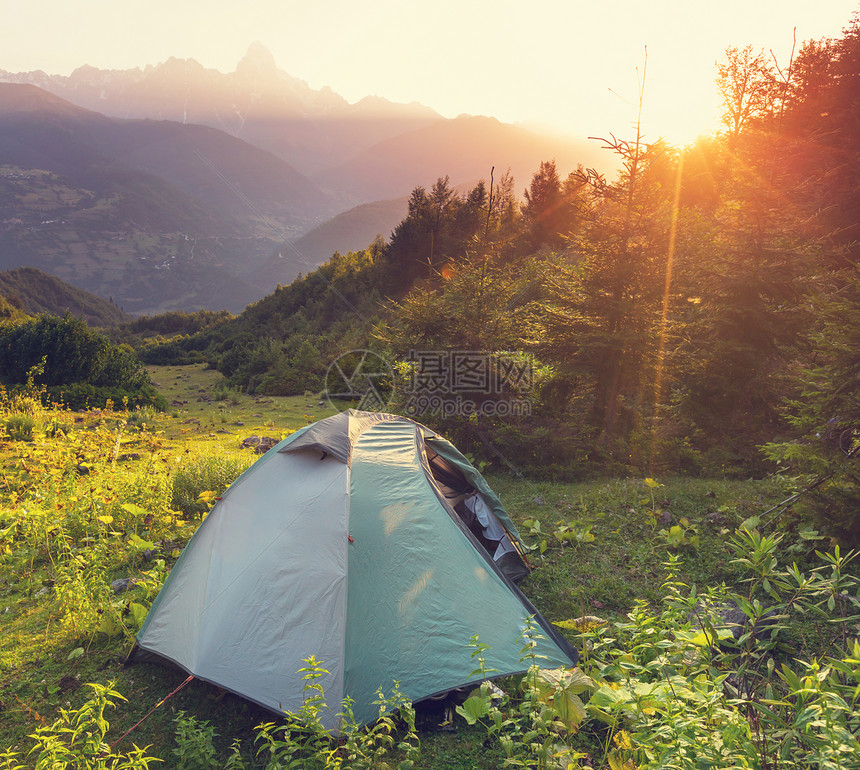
[2,1,858,147]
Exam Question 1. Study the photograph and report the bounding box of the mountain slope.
[314,114,611,204]
[0,84,333,312]
[0,51,615,315]
[0,267,132,326]
[0,83,332,229]
[250,196,410,288]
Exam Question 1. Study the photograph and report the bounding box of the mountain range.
[0,45,610,315]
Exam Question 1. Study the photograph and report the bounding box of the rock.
[110,578,137,594]
[34,586,50,598]
[242,435,279,453]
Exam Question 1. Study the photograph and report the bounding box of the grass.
[0,366,854,767]
[491,475,795,622]
[145,363,336,443]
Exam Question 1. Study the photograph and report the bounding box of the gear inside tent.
[132,410,577,732]
[424,440,530,583]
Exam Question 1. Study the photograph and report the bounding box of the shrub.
[0,313,163,411]
[171,452,255,517]
[210,383,233,403]
[126,406,160,428]
[46,383,167,412]
[173,711,218,770]
[4,414,35,441]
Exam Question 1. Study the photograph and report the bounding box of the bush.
[126,406,160,428]
[173,711,218,770]
[171,452,255,517]
[4,414,35,441]
[46,383,167,412]
[0,314,162,411]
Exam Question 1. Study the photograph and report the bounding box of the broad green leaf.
[455,695,491,725]
[129,602,148,627]
[665,525,686,547]
[739,516,761,533]
[128,533,156,551]
[97,614,122,637]
[533,668,595,730]
[679,628,735,646]
[554,616,607,633]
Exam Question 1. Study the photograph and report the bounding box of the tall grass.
[171,451,255,517]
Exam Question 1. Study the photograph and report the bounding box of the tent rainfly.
[134,410,578,731]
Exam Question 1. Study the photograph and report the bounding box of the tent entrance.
[425,449,529,583]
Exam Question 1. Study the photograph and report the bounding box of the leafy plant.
[5,414,35,441]
[564,540,860,769]
[172,710,218,770]
[658,518,700,549]
[24,682,162,769]
[455,623,594,768]
[254,656,419,769]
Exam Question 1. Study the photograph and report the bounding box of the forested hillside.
[132,23,860,541]
[0,267,130,325]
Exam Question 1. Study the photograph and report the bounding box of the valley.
[0,46,610,315]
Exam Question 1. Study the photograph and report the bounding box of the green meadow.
[0,366,857,768]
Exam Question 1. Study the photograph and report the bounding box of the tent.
[135,410,577,730]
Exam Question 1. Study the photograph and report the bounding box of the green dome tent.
[135,410,577,731]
